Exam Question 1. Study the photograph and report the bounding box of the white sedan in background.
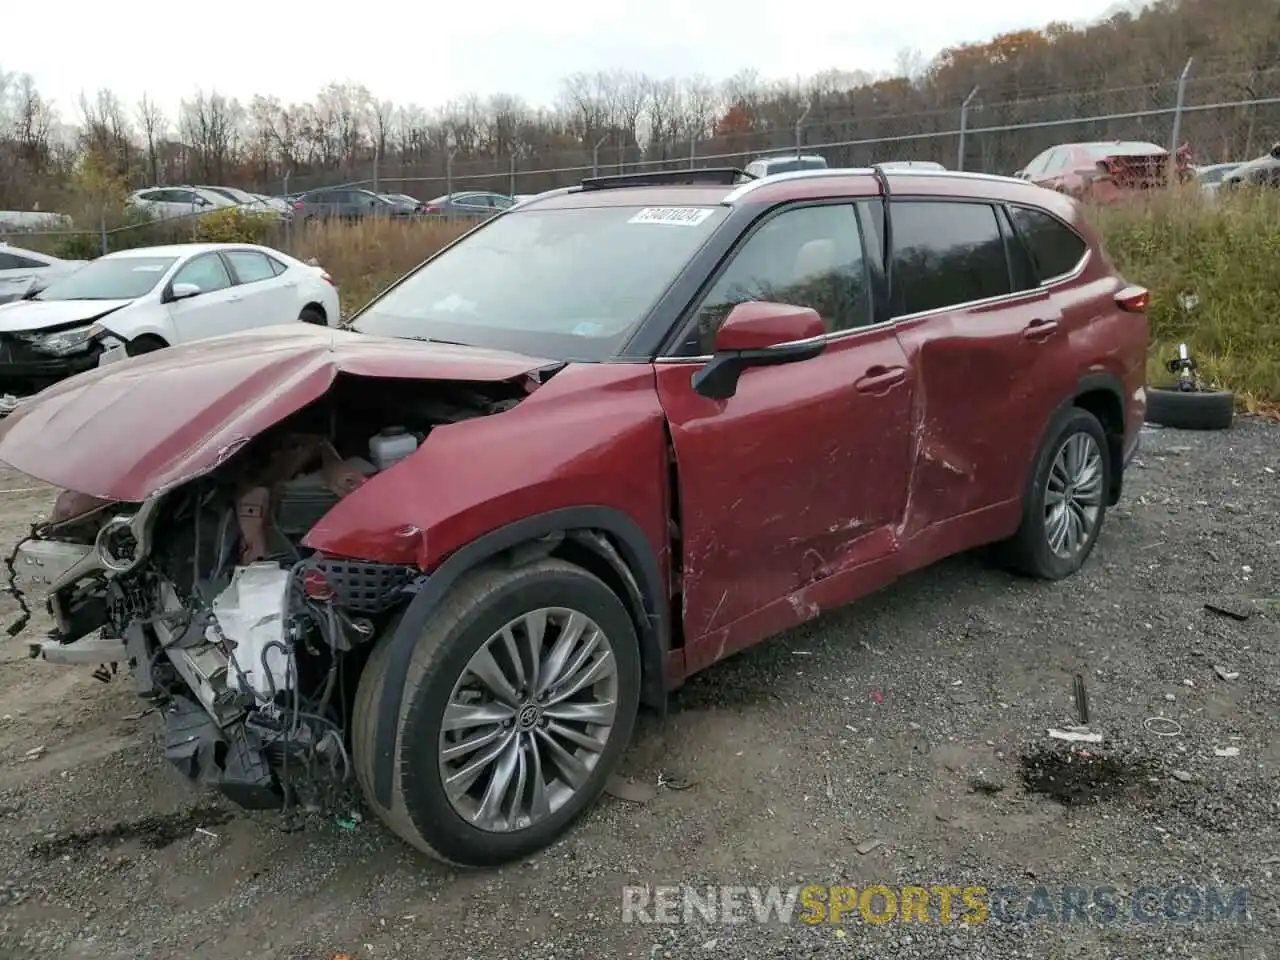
[129,187,235,220]
[0,243,341,411]
[0,244,87,304]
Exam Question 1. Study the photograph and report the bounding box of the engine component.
[211,562,294,701]
[153,581,243,726]
[369,426,418,470]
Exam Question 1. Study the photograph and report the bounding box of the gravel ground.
[0,419,1276,960]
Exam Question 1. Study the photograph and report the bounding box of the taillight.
[292,200,304,210]
[1115,286,1149,312]
[423,205,440,214]
[320,271,335,286]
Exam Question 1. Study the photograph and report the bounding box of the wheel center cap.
[517,704,541,730]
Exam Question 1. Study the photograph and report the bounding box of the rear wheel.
[299,307,327,326]
[352,558,640,866]
[995,406,1111,580]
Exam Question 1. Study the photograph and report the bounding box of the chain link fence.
[5,65,1279,259]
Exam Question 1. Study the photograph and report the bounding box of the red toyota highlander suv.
[0,165,1148,867]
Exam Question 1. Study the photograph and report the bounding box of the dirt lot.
[0,420,1276,960]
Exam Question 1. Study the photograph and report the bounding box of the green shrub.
[1091,189,1280,409]
[192,207,279,245]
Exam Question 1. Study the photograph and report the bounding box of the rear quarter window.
[1007,206,1087,281]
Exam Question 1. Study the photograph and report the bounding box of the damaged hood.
[0,324,556,502]
[0,298,134,332]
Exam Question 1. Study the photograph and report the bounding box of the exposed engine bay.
[3,375,531,813]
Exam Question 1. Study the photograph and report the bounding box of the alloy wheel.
[438,607,618,832]
[1044,431,1104,558]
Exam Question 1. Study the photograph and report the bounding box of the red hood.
[0,324,554,502]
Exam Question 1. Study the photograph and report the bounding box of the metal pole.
[372,144,379,194]
[1169,57,1194,185]
[445,149,456,202]
[99,206,107,256]
[592,135,607,177]
[795,101,812,158]
[957,87,979,171]
[509,154,516,196]
[689,134,696,169]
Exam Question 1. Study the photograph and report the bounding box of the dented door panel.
[893,288,1067,534]
[655,325,914,670]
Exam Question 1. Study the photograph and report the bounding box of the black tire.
[299,307,327,326]
[1145,387,1234,431]
[994,406,1112,580]
[126,334,168,357]
[352,558,640,867]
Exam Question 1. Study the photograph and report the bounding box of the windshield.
[35,256,177,301]
[352,204,729,360]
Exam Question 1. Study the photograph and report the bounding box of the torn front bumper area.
[0,331,127,416]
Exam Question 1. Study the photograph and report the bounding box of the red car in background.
[1015,140,1194,201]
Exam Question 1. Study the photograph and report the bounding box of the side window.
[172,254,232,294]
[137,190,163,202]
[684,203,869,354]
[1007,205,1088,282]
[225,251,277,284]
[267,256,287,277]
[890,201,1011,316]
[0,253,45,269]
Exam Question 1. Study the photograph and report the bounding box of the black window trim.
[1001,201,1091,286]
[654,197,877,361]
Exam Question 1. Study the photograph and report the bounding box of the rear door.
[655,201,915,669]
[165,252,246,341]
[223,250,297,327]
[873,198,1071,541]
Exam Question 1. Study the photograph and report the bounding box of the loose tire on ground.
[352,558,640,867]
[1145,387,1234,431]
[994,405,1112,581]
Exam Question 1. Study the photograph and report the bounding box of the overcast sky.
[6,0,1123,120]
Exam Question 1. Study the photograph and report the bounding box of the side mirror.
[691,301,826,401]
[170,282,202,301]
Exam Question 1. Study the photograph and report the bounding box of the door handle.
[227,295,242,303]
[855,365,907,393]
[1023,318,1059,340]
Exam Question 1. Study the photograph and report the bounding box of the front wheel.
[994,406,1111,580]
[352,558,640,866]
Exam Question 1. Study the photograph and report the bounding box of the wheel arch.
[300,301,327,323]
[369,505,669,808]
[1070,372,1126,505]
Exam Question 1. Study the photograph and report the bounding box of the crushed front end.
[3,374,530,812]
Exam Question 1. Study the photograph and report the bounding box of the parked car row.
[129,186,292,222]
[288,187,517,222]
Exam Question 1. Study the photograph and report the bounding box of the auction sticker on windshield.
[628,207,715,226]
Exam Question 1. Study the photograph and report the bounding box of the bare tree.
[136,94,166,185]
[179,91,242,183]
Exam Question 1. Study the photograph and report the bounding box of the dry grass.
[289,218,469,315]
[142,191,1280,408]
[1089,187,1280,411]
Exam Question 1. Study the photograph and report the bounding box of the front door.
[165,252,245,342]
[654,201,915,672]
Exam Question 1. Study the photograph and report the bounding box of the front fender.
[98,303,175,346]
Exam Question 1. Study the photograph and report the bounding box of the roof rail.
[580,168,753,191]
[722,165,1029,202]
